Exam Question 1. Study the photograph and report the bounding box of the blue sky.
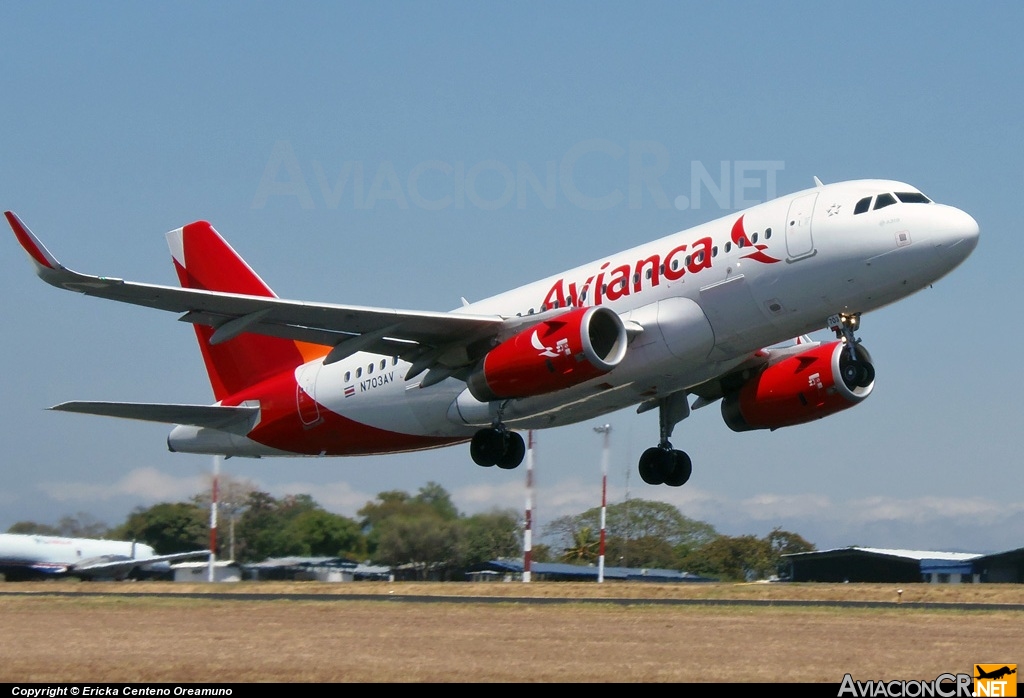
[1,2,1020,554]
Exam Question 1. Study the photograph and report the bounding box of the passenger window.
[765,227,772,239]
[874,193,897,210]
[854,197,871,214]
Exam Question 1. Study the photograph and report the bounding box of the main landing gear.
[470,426,525,469]
[829,312,875,389]
[637,391,693,487]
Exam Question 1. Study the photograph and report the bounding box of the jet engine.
[721,340,874,432]
[467,306,628,402]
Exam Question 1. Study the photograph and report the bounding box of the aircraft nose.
[931,204,979,266]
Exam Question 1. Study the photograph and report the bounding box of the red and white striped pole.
[208,455,219,582]
[523,431,534,583]
[594,424,611,583]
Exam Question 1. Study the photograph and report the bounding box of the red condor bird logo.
[731,215,780,265]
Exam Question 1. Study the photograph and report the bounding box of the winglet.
[5,211,62,272]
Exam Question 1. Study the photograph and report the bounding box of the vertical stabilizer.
[167,222,324,401]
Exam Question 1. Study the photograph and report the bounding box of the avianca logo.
[731,215,780,265]
[541,215,780,310]
[532,330,570,358]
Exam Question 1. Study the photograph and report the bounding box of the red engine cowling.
[721,340,874,432]
[467,306,628,402]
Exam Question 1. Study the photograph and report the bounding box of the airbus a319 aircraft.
[6,177,979,487]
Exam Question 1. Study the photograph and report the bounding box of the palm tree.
[561,526,600,564]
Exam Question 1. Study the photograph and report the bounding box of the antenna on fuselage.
[813,176,824,187]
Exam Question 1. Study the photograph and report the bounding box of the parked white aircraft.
[0,533,209,581]
[6,177,979,487]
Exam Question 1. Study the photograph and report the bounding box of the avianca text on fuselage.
[539,214,780,310]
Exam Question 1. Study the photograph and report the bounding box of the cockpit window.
[873,193,897,210]
[855,191,931,215]
[896,191,931,204]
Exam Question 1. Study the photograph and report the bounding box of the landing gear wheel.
[496,431,526,470]
[470,427,505,467]
[639,447,666,485]
[663,450,692,487]
[639,447,691,486]
[854,361,874,388]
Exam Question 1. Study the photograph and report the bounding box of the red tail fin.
[167,221,324,402]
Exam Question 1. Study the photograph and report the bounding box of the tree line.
[8,478,814,581]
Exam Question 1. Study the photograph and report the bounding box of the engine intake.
[721,340,874,432]
[467,306,628,402]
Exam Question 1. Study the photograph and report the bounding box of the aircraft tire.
[496,431,525,470]
[638,447,666,485]
[663,450,692,487]
[856,361,875,388]
[470,428,505,467]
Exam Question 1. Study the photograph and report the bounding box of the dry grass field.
[1,581,1021,683]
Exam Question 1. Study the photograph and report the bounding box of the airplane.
[0,532,210,581]
[5,177,979,487]
[975,666,1017,681]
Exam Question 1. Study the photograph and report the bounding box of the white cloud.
[38,467,205,504]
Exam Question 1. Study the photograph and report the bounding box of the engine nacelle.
[467,306,628,402]
[721,340,874,432]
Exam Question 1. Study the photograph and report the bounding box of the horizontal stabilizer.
[49,401,259,430]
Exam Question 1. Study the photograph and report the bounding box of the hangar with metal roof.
[783,546,1024,583]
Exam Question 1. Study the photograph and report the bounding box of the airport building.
[783,546,1024,584]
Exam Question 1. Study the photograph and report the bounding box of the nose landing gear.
[829,312,875,389]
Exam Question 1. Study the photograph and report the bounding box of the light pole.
[593,424,611,583]
[209,455,219,583]
[523,430,534,583]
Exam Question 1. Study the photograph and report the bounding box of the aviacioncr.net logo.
[838,673,973,697]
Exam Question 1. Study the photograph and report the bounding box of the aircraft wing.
[6,212,514,375]
[70,550,211,580]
